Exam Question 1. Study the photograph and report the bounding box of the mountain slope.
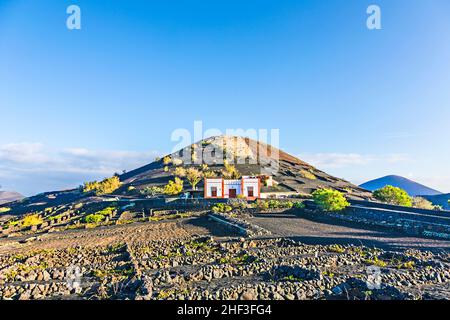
[121,136,373,200]
[360,175,442,196]
[3,136,373,216]
[0,191,24,205]
[423,194,450,210]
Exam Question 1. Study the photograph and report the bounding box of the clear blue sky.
[1,0,450,195]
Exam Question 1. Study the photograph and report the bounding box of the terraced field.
[1,220,449,300]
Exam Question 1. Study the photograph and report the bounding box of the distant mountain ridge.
[0,191,24,205]
[423,194,450,210]
[360,175,442,197]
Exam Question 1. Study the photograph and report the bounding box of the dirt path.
[247,213,450,253]
[0,217,216,255]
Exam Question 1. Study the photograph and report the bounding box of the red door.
[229,189,237,198]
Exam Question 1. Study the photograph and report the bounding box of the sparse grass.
[12,253,27,262]
[85,223,100,229]
[157,289,174,300]
[185,239,215,252]
[364,256,388,268]
[217,253,253,265]
[397,261,415,270]
[299,169,317,180]
[48,214,64,221]
[116,219,134,225]
[154,251,183,261]
[5,262,49,281]
[92,267,134,280]
[149,212,191,222]
[328,244,346,254]
[66,224,83,230]
[322,270,335,278]
[108,243,125,253]
[65,247,78,254]
[281,275,303,282]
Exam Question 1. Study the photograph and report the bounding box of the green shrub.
[412,197,434,210]
[96,207,115,216]
[228,199,248,210]
[373,185,412,207]
[293,202,306,209]
[364,256,387,268]
[22,214,43,227]
[82,176,121,195]
[255,200,294,211]
[0,207,11,213]
[312,189,350,212]
[211,203,233,213]
[268,200,293,209]
[85,214,105,224]
[255,200,269,211]
[140,186,163,197]
[163,177,184,195]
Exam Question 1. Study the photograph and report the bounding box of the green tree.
[222,160,241,179]
[373,185,412,207]
[186,167,202,190]
[312,189,350,212]
[163,177,184,195]
[163,156,172,165]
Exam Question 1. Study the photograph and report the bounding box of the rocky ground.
[1,214,449,300]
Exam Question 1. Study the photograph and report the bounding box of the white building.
[204,177,260,200]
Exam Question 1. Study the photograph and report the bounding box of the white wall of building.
[223,180,241,198]
[204,178,223,198]
[242,178,260,199]
[205,177,261,199]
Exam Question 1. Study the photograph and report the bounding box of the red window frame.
[247,186,254,197]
